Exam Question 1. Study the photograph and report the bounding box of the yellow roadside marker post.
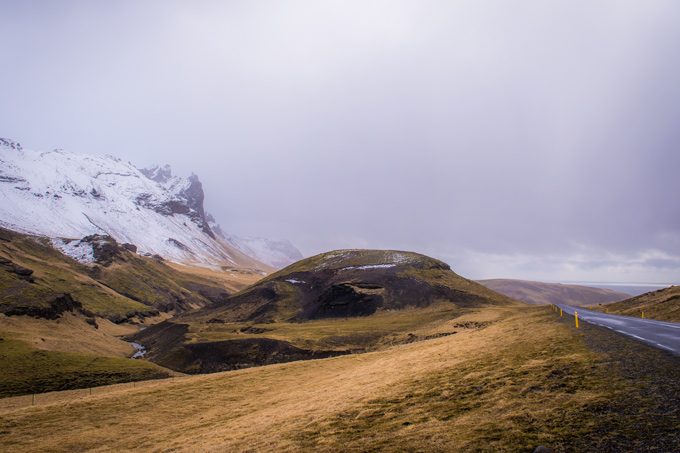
[560,307,563,317]
[641,310,645,319]
[575,311,579,329]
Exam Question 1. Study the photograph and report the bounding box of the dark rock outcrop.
[138,166,214,238]
[133,321,347,374]
[1,293,82,319]
[0,257,35,282]
[121,243,137,253]
[312,283,384,318]
[0,137,22,151]
[80,234,122,266]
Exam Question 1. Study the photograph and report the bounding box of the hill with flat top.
[134,249,516,373]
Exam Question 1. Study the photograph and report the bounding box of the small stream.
[130,342,146,359]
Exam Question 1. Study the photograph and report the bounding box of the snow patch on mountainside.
[51,238,96,264]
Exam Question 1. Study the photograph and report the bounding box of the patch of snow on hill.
[51,238,96,264]
[342,264,397,271]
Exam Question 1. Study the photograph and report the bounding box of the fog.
[2,1,679,282]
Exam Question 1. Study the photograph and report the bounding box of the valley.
[1,140,678,451]
[0,226,262,396]
[3,3,680,450]
[1,306,678,452]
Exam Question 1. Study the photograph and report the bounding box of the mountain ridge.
[478,278,630,306]
[0,138,302,270]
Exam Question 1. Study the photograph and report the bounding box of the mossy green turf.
[0,338,170,397]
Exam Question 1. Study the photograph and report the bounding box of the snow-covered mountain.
[207,215,303,268]
[0,138,301,270]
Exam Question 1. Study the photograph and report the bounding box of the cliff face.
[0,138,301,270]
[0,139,238,267]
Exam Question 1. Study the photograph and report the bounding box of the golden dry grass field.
[3,305,668,452]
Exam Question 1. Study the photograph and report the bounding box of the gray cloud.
[1,1,679,282]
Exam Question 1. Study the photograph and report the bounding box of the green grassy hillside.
[0,337,171,397]
[0,227,239,320]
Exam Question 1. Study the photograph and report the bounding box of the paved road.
[557,304,680,355]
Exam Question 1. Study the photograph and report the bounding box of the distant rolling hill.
[134,249,516,373]
[478,279,630,306]
[594,285,680,322]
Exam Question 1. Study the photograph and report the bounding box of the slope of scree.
[134,249,517,374]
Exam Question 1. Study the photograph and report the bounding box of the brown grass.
[0,306,632,452]
[188,302,465,350]
[165,262,266,293]
[592,285,680,322]
[0,313,134,357]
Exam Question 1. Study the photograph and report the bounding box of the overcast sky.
[2,1,679,283]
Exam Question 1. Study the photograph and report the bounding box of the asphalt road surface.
[557,304,680,355]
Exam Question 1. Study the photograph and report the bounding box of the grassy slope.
[0,228,266,395]
[0,227,263,319]
[0,232,149,318]
[192,249,516,325]
[3,306,677,451]
[0,337,171,397]
[188,303,462,351]
[592,285,680,322]
[479,278,630,306]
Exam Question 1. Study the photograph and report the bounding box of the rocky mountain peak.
[140,164,173,184]
[137,166,214,239]
[0,141,300,270]
[0,138,23,151]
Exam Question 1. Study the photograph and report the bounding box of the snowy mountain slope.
[0,138,295,270]
[207,215,303,268]
[225,236,303,269]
